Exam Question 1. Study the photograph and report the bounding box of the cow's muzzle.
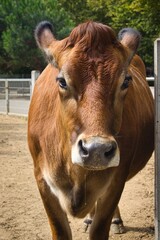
[71,135,120,170]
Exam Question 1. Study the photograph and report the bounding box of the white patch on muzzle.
[71,135,120,170]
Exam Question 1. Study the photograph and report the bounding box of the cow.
[28,21,154,240]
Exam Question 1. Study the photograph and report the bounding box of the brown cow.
[28,21,154,240]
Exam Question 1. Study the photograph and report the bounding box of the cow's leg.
[89,172,127,240]
[36,175,72,240]
[89,198,115,240]
[84,205,126,235]
[111,206,126,234]
[83,207,95,232]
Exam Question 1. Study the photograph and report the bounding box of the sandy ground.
[0,115,154,240]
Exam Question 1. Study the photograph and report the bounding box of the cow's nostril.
[104,141,117,158]
[104,149,114,158]
[78,140,89,157]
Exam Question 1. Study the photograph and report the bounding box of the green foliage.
[58,0,91,24]
[104,0,160,68]
[58,0,160,70]
[0,0,159,74]
[0,0,74,74]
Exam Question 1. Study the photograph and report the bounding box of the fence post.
[5,80,9,114]
[30,70,40,98]
[155,38,160,240]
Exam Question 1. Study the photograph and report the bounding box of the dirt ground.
[0,115,154,240]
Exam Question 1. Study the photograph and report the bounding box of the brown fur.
[28,21,154,240]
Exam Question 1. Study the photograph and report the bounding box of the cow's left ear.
[35,21,59,67]
[118,28,141,61]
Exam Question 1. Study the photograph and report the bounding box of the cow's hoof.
[111,219,126,234]
[83,218,92,232]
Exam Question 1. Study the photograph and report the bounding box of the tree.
[0,0,74,74]
[58,0,91,24]
[0,0,159,74]
[105,0,160,68]
[59,0,160,69]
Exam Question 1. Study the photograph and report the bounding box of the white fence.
[0,70,39,116]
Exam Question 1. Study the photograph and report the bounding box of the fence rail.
[0,70,39,116]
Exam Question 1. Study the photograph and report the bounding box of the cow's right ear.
[35,21,59,67]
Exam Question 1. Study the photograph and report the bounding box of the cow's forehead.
[58,21,127,87]
[61,50,125,84]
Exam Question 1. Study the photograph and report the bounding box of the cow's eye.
[56,77,67,89]
[121,75,132,90]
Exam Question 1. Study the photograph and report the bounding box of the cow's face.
[35,21,140,170]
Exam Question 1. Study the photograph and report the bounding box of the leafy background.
[0,0,159,76]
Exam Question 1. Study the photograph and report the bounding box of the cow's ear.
[118,28,141,61]
[35,21,56,50]
[35,21,58,66]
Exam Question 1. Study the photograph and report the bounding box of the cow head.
[35,21,141,170]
